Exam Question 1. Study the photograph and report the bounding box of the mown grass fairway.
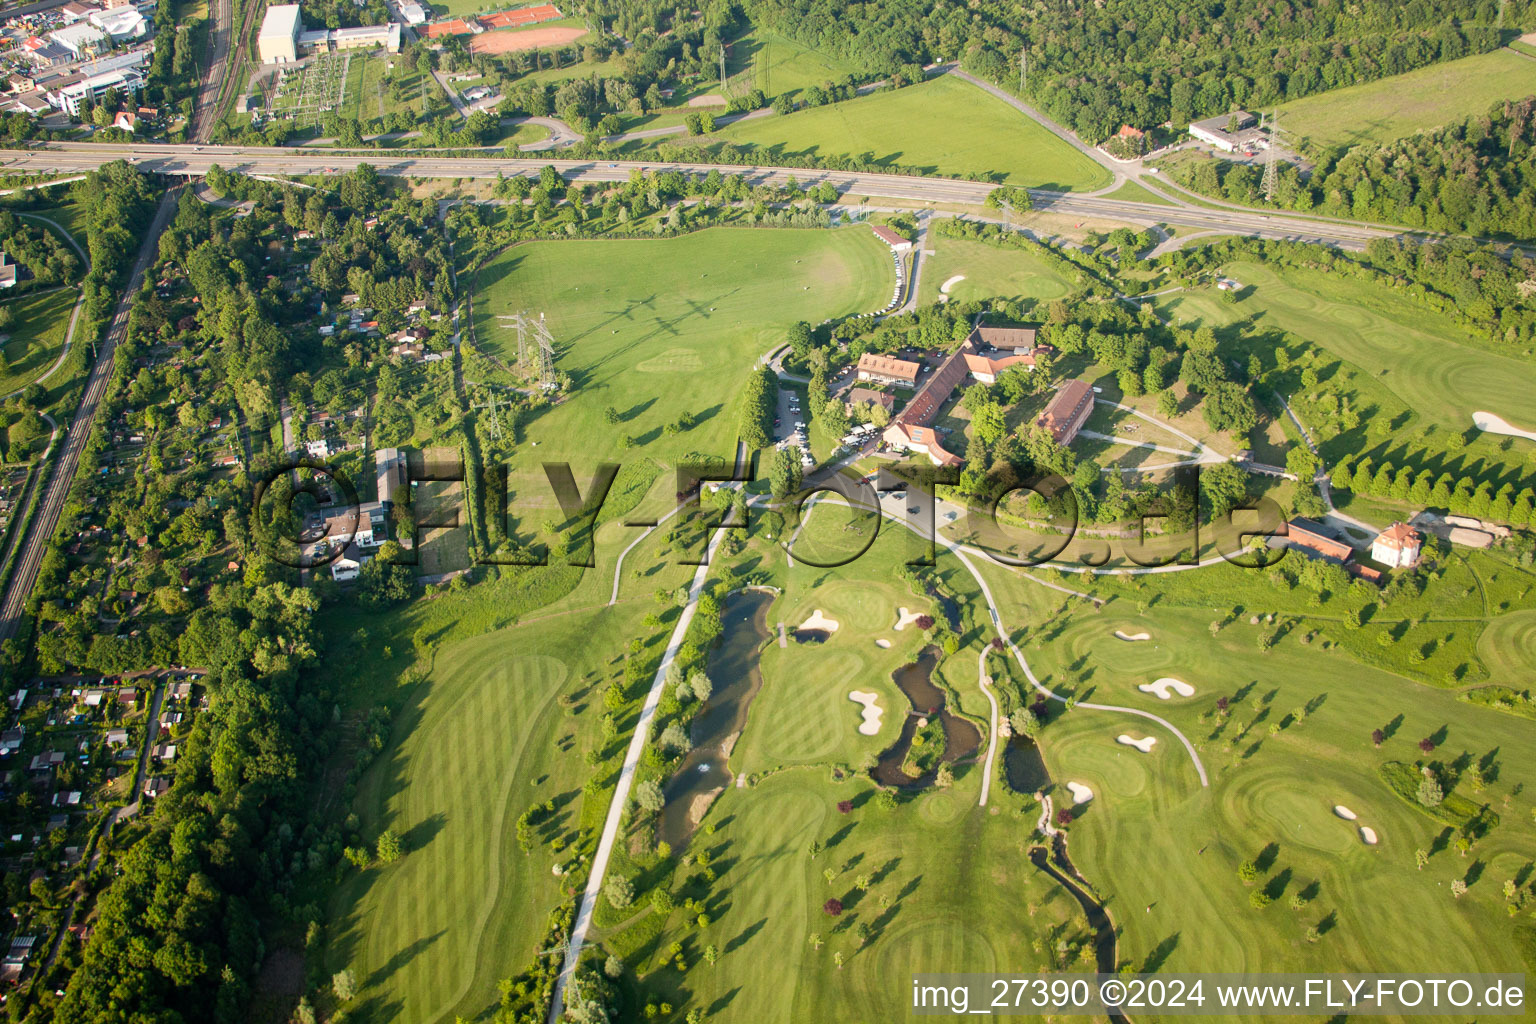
[1278,50,1536,152]
[671,75,1111,190]
[469,227,889,471]
[1152,259,1536,465]
[0,288,75,396]
[917,235,1080,306]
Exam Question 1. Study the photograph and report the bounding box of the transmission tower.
[471,389,503,440]
[720,45,727,94]
[1019,47,1028,93]
[1260,109,1283,205]
[497,311,557,386]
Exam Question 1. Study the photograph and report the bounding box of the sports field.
[1278,49,1536,152]
[1152,260,1536,465]
[0,288,75,396]
[674,75,1112,191]
[916,236,1081,306]
[468,226,890,470]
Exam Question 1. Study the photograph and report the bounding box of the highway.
[0,141,1410,251]
[0,189,181,648]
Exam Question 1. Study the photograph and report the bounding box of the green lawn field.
[727,27,861,103]
[0,288,75,396]
[667,75,1112,191]
[1278,49,1536,152]
[916,235,1081,306]
[1152,260,1536,469]
[468,226,890,475]
[1101,179,1178,206]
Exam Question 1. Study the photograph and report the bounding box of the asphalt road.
[0,142,1412,251]
[0,190,181,649]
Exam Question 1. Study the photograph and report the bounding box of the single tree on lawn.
[1419,737,1436,753]
[1371,728,1384,747]
[823,898,843,916]
[836,800,852,814]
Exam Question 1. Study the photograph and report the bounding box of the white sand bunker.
[1333,805,1357,821]
[800,609,840,632]
[1473,410,1536,442]
[848,691,884,735]
[938,275,966,302]
[1359,826,1379,845]
[1067,781,1095,804]
[1138,677,1196,699]
[1117,734,1156,753]
[874,638,892,649]
[1114,630,1151,642]
[893,607,925,631]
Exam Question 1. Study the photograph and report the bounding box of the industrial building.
[258,3,302,63]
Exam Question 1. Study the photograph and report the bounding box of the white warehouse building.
[258,3,302,63]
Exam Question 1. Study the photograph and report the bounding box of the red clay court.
[423,18,475,36]
[480,4,562,28]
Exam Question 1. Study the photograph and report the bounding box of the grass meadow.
[1278,49,1536,153]
[657,76,1112,191]
[468,225,889,479]
[1152,260,1536,475]
[916,235,1080,306]
[0,288,75,396]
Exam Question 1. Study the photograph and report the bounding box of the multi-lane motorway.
[2,141,1410,251]
[0,190,181,648]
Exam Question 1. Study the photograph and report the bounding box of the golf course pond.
[871,646,982,789]
[656,590,773,851]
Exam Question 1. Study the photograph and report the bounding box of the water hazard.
[871,646,982,789]
[655,590,773,851]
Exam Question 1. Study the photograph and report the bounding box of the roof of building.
[259,3,302,40]
[845,386,894,410]
[963,350,1033,378]
[870,224,910,247]
[856,351,920,383]
[885,422,963,467]
[1035,378,1094,441]
[333,22,390,40]
[1375,522,1421,551]
[48,22,107,48]
[1286,519,1353,561]
[970,325,1038,350]
[894,345,971,429]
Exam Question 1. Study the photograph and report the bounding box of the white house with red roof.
[1371,522,1422,569]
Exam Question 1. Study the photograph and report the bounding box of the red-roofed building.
[1035,379,1094,445]
[869,224,913,252]
[1371,522,1422,569]
[885,422,961,467]
[1285,519,1353,562]
[856,352,920,388]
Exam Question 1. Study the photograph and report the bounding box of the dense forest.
[743,0,1532,139]
[1169,96,1536,239]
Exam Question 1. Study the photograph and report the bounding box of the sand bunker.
[1333,805,1357,821]
[800,609,840,633]
[1114,630,1151,642]
[1359,826,1378,845]
[1066,781,1094,804]
[1116,734,1157,753]
[874,638,891,649]
[1472,410,1536,442]
[848,691,884,735]
[893,607,925,631]
[1138,677,1196,700]
[686,94,727,107]
[938,275,965,302]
